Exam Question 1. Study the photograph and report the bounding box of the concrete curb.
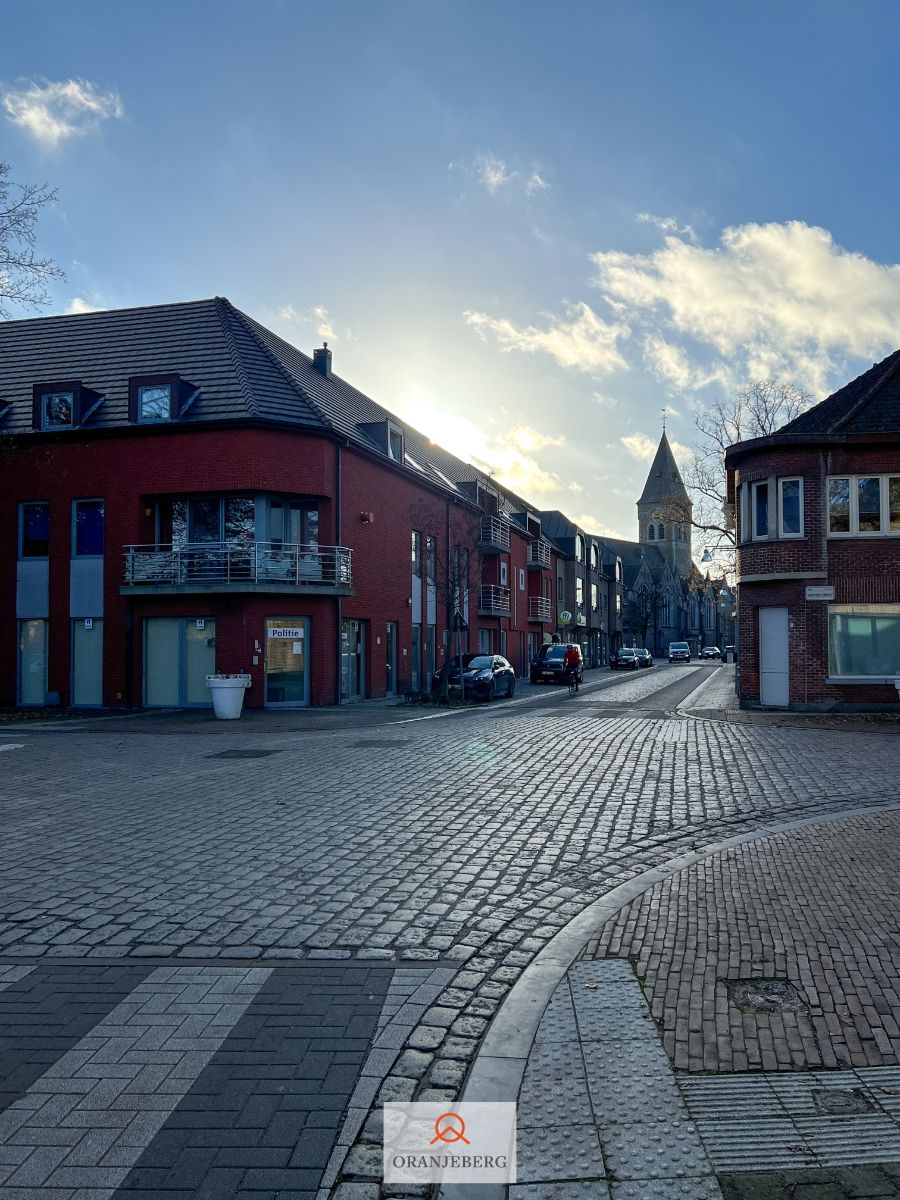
[456,796,900,1189]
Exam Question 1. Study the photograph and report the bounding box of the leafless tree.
[623,581,666,650]
[661,379,813,569]
[0,161,64,319]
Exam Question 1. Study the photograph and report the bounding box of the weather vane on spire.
[661,406,668,432]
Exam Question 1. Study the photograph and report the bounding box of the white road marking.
[0,743,24,751]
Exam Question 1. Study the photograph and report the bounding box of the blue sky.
[4,0,900,538]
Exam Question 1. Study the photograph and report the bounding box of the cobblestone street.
[0,663,898,1197]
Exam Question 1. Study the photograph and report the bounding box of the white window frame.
[518,567,525,592]
[777,477,804,538]
[751,480,769,540]
[499,560,508,587]
[826,473,900,537]
[827,603,900,680]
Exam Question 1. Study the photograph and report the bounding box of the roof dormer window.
[138,384,172,422]
[388,424,404,462]
[32,380,100,431]
[128,373,196,424]
[42,390,74,429]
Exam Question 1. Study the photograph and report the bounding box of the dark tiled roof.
[778,348,900,435]
[598,537,667,585]
[0,298,534,519]
[0,298,325,432]
[637,431,689,504]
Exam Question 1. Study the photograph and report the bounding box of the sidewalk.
[506,807,900,1198]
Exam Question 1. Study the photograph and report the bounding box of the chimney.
[312,342,332,378]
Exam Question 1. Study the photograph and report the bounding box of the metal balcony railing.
[478,584,512,616]
[123,541,352,588]
[527,539,552,569]
[478,517,511,552]
[527,595,553,623]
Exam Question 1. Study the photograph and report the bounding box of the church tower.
[637,431,692,578]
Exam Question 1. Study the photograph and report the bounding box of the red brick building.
[725,353,900,710]
[1,299,562,709]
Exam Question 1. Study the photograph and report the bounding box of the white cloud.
[593,220,900,395]
[278,302,339,342]
[476,153,515,194]
[466,154,549,200]
[591,391,619,410]
[636,212,697,241]
[64,296,103,314]
[464,301,629,375]
[2,78,123,147]
[620,431,692,466]
[508,425,565,453]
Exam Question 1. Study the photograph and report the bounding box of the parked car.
[530,642,584,685]
[432,653,516,700]
[610,648,640,670]
[699,646,721,660]
[668,641,691,662]
[722,644,737,663]
[634,648,653,668]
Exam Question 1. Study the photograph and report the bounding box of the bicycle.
[566,666,579,697]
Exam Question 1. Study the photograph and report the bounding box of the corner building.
[1,299,562,709]
[726,353,900,710]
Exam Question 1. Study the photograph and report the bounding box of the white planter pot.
[206,674,251,720]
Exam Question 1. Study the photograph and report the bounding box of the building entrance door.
[759,607,789,706]
[265,618,308,706]
[72,619,103,706]
[144,617,216,706]
[386,622,398,696]
[341,619,364,701]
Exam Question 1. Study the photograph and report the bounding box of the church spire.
[637,430,689,506]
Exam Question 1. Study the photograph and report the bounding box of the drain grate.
[723,978,806,1013]
[206,748,284,760]
[812,1087,874,1116]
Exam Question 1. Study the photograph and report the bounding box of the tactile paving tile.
[856,1066,900,1116]
[696,1116,815,1172]
[571,960,638,987]
[574,1003,658,1043]
[514,1123,606,1183]
[534,982,580,1043]
[600,1119,713,1180]
[591,1072,687,1125]
[765,1069,865,1116]
[582,1039,673,1086]
[795,1114,900,1165]
[510,1183,611,1200]
[610,1178,722,1199]
[519,1060,593,1128]
[678,1074,784,1120]
[528,1038,588,1077]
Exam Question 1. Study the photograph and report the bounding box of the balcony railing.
[478,584,511,616]
[478,517,511,552]
[527,539,552,569]
[527,595,553,623]
[123,541,352,589]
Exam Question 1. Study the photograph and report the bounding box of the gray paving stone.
[515,1124,605,1183]
[601,1119,714,1180]
[510,1184,611,1199]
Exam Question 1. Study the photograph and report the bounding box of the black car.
[668,641,691,662]
[610,648,640,670]
[634,648,653,668]
[432,653,516,700]
[699,645,721,660]
[530,643,584,685]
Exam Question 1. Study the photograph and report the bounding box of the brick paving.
[0,663,899,1196]
[591,811,900,1072]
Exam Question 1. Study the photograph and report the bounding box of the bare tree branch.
[0,161,64,319]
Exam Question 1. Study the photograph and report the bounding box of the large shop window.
[828,474,900,535]
[828,604,900,677]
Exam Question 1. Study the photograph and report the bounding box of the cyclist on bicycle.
[562,644,580,693]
